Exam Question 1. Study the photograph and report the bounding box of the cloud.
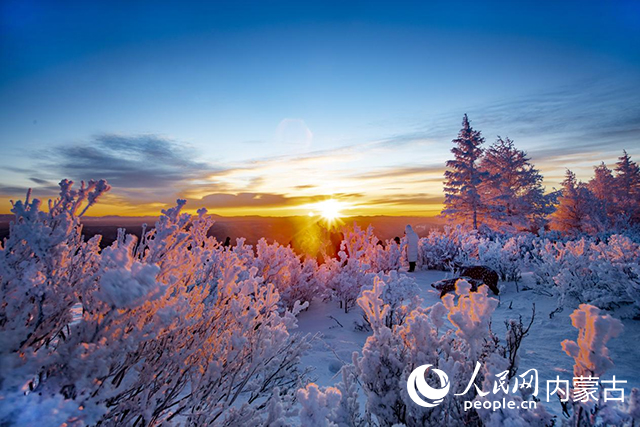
[45,134,215,189]
[4,166,33,174]
[362,77,640,163]
[187,191,369,210]
[191,192,329,209]
[371,129,450,149]
[351,78,639,189]
[196,192,291,208]
[353,165,444,181]
[0,184,32,195]
[0,182,59,198]
[369,194,445,206]
[3,77,634,216]
[465,80,640,149]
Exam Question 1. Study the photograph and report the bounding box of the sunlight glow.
[316,199,344,221]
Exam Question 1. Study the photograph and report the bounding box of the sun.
[303,199,350,228]
[316,199,344,221]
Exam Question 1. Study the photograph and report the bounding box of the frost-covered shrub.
[477,234,533,289]
[297,383,343,427]
[339,223,402,273]
[359,270,421,328]
[528,238,563,292]
[305,276,548,426]
[530,235,640,317]
[559,304,639,426]
[253,238,320,310]
[562,305,622,379]
[98,243,164,308]
[0,180,110,358]
[319,254,374,314]
[0,182,311,426]
[500,235,532,283]
[230,236,256,267]
[386,238,403,272]
[317,224,402,313]
[417,226,462,270]
[418,226,531,293]
[418,225,482,270]
[296,364,365,427]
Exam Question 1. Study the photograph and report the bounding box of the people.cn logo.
[407,364,451,407]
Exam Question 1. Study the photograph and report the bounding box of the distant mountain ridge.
[0,214,444,249]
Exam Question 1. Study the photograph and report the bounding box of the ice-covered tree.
[614,150,640,225]
[551,170,597,235]
[479,137,551,232]
[443,114,486,230]
[588,162,617,231]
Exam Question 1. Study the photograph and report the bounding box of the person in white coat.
[405,224,419,272]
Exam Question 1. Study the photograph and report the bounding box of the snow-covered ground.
[297,269,640,417]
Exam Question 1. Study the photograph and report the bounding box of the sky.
[1,0,639,217]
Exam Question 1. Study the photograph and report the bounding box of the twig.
[328,315,344,328]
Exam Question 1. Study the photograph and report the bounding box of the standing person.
[405,225,419,272]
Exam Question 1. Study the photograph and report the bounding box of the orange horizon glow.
[0,152,604,219]
[0,195,444,218]
[0,129,632,220]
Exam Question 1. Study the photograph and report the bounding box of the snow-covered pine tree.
[443,114,486,230]
[478,136,550,232]
[551,169,597,235]
[614,150,640,225]
[588,162,616,232]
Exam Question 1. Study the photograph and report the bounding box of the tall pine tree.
[551,170,597,235]
[614,150,640,224]
[443,114,485,229]
[588,162,616,230]
[478,136,551,231]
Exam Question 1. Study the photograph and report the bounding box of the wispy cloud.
[466,79,640,159]
[0,183,59,198]
[45,134,215,189]
[2,77,637,216]
[357,77,640,185]
[0,184,33,195]
[368,77,640,163]
[187,191,369,213]
[193,192,306,209]
[29,177,49,185]
[369,194,444,206]
[352,165,444,181]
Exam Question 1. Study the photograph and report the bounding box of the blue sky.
[1,0,639,216]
